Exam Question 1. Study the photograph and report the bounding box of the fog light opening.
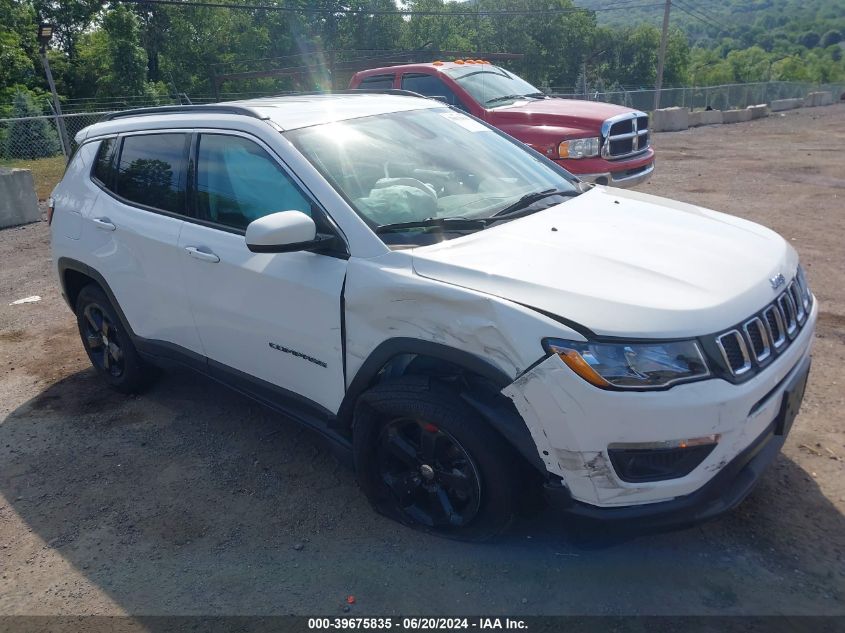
[607,435,720,483]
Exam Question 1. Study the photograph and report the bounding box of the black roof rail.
[103,104,268,121]
[245,89,428,99]
[334,88,427,98]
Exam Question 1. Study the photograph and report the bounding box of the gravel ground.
[0,104,844,617]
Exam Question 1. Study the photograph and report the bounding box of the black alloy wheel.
[353,376,522,539]
[74,284,155,393]
[376,417,482,528]
[81,303,125,377]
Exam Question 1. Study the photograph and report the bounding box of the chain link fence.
[0,111,117,161]
[2,81,843,164]
[548,81,845,112]
[0,92,276,162]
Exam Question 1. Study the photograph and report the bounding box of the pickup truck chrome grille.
[600,111,650,160]
[712,273,813,378]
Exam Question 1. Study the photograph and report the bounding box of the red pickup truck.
[349,61,654,188]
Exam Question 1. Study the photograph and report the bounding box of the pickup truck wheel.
[75,284,154,394]
[353,376,519,540]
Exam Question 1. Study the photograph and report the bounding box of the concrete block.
[803,91,833,107]
[771,98,803,112]
[688,110,723,127]
[652,107,689,132]
[746,104,769,119]
[722,109,753,124]
[0,168,41,229]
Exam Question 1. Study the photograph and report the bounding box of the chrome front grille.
[763,305,786,349]
[600,111,650,160]
[716,330,752,376]
[744,317,772,364]
[712,271,813,378]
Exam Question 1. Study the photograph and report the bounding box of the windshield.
[285,107,578,246]
[444,65,544,107]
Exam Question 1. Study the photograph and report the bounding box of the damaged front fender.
[502,354,603,504]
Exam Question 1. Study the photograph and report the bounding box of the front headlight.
[558,137,600,159]
[543,338,710,389]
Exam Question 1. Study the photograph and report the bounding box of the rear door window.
[115,133,189,215]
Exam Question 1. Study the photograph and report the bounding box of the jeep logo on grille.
[770,273,786,290]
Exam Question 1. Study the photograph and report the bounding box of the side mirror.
[245,211,333,254]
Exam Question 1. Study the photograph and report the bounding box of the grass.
[0,155,67,200]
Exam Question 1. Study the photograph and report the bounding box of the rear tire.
[75,284,154,394]
[353,375,521,540]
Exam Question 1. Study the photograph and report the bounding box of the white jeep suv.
[50,94,816,538]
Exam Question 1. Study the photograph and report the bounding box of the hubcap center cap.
[419,464,435,481]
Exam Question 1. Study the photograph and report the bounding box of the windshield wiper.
[375,217,489,234]
[485,94,523,105]
[522,92,547,99]
[492,189,579,218]
[375,191,579,234]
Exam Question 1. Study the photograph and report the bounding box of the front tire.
[75,284,154,394]
[353,376,521,540]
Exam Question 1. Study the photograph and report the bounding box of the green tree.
[401,0,475,51]
[726,46,770,82]
[798,31,820,48]
[0,0,38,107]
[33,0,104,61]
[339,0,403,51]
[3,91,60,159]
[820,29,842,48]
[100,6,149,96]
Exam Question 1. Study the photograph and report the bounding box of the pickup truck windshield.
[285,107,578,246]
[444,65,545,108]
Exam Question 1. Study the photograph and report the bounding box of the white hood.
[411,187,797,338]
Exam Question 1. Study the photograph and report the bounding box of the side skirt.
[135,338,354,462]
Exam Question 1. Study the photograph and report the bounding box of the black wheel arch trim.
[339,337,513,417]
[339,337,547,474]
[58,258,137,338]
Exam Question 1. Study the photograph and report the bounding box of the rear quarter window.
[92,138,117,187]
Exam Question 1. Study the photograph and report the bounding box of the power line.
[118,0,665,18]
[672,0,730,34]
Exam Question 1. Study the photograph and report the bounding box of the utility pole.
[582,62,587,99]
[653,0,671,112]
[37,22,71,160]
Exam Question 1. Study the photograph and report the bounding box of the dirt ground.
[1,104,844,618]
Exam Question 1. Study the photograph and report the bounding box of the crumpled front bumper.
[546,354,809,528]
[502,300,816,526]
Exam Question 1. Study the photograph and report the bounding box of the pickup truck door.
[177,131,347,414]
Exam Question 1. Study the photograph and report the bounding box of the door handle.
[92,217,116,231]
[185,246,220,263]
